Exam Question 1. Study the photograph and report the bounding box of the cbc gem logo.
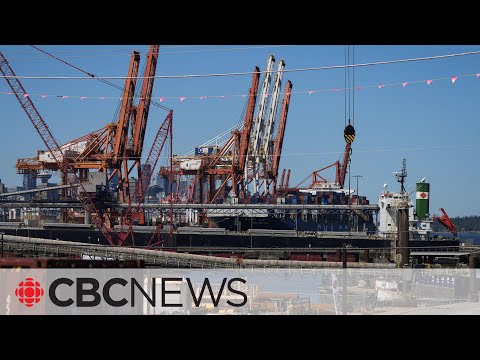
[15,278,45,308]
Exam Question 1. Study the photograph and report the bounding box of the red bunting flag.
[180,97,186,101]
[426,80,432,85]
[23,93,29,97]
[402,82,408,87]
[378,84,385,89]
[451,76,458,83]
[159,98,164,102]
[308,90,315,95]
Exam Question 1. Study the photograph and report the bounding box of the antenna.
[394,158,407,194]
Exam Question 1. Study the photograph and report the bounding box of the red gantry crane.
[1,46,169,246]
[0,51,118,246]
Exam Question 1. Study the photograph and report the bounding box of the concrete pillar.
[84,211,91,225]
[335,249,341,262]
[469,254,478,302]
[362,249,370,263]
[397,207,409,267]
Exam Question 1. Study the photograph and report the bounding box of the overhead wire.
[4,45,210,54]
[2,50,480,80]
[28,45,172,112]
[4,45,296,59]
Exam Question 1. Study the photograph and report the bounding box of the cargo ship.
[207,182,376,232]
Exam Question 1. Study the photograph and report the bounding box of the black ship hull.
[209,214,377,233]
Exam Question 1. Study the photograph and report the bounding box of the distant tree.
[432,215,480,232]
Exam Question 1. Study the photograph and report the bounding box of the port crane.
[15,46,160,218]
[153,55,292,229]
[280,131,353,193]
[1,47,171,246]
[0,51,119,245]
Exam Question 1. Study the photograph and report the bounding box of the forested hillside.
[433,215,480,232]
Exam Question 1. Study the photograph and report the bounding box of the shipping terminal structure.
[0,46,461,266]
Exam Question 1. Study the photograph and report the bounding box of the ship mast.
[395,158,407,194]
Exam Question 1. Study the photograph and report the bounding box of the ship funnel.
[416,182,430,220]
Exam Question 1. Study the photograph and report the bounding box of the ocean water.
[458,232,480,244]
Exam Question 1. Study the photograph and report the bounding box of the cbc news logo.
[15,278,45,308]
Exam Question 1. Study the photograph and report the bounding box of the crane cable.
[351,45,355,127]
[346,45,353,126]
[343,45,356,145]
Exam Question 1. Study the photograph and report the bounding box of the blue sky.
[0,45,479,217]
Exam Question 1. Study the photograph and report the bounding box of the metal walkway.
[1,235,393,269]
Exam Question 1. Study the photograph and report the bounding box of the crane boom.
[113,51,140,163]
[129,45,160,215]
[272,80,292,192]
[248,55,275,194]
[131,45,160,156]
[250,56,275,155]
[0,51,116,246]
[136,111,172,205]
[436,208,458,237]
[238,67,261,172]
[262,60,285,161]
